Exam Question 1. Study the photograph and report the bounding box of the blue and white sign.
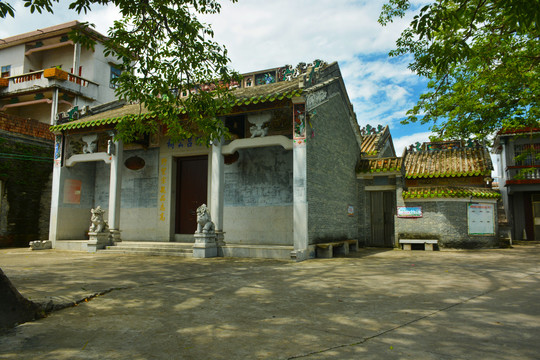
[397,206,423,218]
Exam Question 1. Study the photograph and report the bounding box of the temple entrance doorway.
[175,156,208,234]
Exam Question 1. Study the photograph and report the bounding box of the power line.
[0,152,53,162]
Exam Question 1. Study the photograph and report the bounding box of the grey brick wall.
[356,178,370,245]
[224,146,293,207]
[306,73,360,244]
[395,197,499,248]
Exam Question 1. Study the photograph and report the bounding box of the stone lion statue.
[250,124,268,138]
[195,204,215,234]
[89,206,108,233]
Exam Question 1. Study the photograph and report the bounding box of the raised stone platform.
[221,244,295,260]
[100,242,194,257]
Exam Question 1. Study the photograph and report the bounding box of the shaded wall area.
[0,133,53,247]
[0,127,53,247]
[306,79,360,244]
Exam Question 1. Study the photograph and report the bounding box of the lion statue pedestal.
[87,206,112,253]
[193,204,217,258]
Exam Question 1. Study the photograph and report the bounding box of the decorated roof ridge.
[360,124,389,156]
[357,157,402,173]
[403,146,493,179]
[402,186,501,199]
[50,86,304,132]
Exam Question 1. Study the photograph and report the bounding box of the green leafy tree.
[1,0,240,144]
[379,0,540,141]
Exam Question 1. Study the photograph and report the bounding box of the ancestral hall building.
[44,58,504,259]
[48,61,362,260]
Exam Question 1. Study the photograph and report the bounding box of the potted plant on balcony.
[43,67,68,81]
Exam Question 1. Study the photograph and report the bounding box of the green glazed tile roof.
[361,125,391,157]
[357,157,402,173]
[404,147,493,179]
[402,186,501,199]
[50,80,303,132]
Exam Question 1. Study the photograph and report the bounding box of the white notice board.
[468,203,495,235]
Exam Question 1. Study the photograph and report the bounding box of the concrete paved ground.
[0,244,539,360]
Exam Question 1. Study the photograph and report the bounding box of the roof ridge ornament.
[360,124,385,136]
[278,59,327,82]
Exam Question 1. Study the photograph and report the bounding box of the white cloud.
[1,0,431,143]
[393,131,433,156]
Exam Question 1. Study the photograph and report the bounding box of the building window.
[514,143,540,166]
[110,65,121,89]
[1,65,11,78]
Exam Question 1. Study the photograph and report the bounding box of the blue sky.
[0,0,434,154]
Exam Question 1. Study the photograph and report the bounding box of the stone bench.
[315,239,359,258]
[399,239,438,251]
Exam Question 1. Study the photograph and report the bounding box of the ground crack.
[39,286,129,313]
[287,289,497,359]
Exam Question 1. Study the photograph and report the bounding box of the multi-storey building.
[493,127,540,241]
[0,21,121,247]
[0,20,120,124]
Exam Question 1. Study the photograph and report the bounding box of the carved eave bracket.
[221,135,293,155]
[65,152,112,167]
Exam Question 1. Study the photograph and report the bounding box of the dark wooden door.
[175,156,208,234]
[369,191,395,247]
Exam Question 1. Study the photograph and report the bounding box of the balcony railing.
[0,69,98,100]
[505,166,540,184]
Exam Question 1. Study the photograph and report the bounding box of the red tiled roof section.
[357,157,402,173]
[404,147,493,179]
[500,126,540,135]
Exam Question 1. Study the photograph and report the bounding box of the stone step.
[112,241,193,249]
[99,241,194,257]
[98,249,193,257]
[99,247,193,257]
[221,244,294,260]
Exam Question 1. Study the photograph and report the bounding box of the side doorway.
[369,191,395,247]
[531,193,540,240]
[175,156,208,235]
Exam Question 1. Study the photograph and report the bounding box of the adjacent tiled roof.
[50,103,151,131]
[361,125,390,156]
[403,147,493,179]
[499,126,540,135]
[357,157,402,173]
[402,186,500,199]
[231,77,302,103]
[50,81,303,132]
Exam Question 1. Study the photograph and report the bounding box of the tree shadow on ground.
[0,245,539,359]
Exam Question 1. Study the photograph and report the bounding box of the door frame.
[172,154,211,237]
[369,190,396,247]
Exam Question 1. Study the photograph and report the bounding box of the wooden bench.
[315,239,359,258]
[399,239,438,251]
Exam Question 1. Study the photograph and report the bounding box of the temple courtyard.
[1,243,539,359]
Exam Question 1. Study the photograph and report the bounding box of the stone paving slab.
[0,245,539,359]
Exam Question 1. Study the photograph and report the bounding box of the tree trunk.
[0,267,43,330]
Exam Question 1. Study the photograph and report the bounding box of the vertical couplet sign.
[468,203,495,235]
[293,103,306,146]
[159,157,168,222]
